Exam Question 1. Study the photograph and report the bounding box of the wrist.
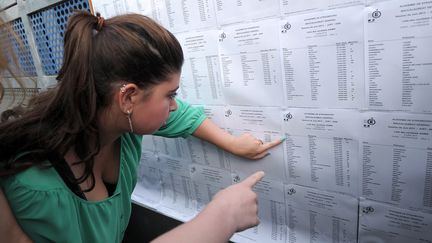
[224,134,237,155]
[197,199,237,240]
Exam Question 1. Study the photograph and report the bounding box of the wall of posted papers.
[92,0,432,242]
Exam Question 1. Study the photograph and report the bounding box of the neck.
[97,107,125,148]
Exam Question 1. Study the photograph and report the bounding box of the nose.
[169,98,178,112]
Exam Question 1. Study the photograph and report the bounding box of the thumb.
[241,171,265,187]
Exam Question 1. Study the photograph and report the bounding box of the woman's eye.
[168,92,177,99]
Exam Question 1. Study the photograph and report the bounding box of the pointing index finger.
[261,138,283,151]
[242,171,265,187]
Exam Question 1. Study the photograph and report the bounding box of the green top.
[0,99,206,243]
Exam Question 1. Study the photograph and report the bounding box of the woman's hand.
[228,132,283,159]
[209,171,264,232]
[151,171,265,243]
[193,118,284,159]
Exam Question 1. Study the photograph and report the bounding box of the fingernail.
[280,137,287,142]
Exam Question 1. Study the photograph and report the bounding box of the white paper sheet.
[176,30,225,105]
[282,108,360,195]
[227,130,285,182]
[141,135,157,152]
[92,0,153,17]
[360,111,432,212]
[279,6,365,108]
[224,106,285,181]
[280,0,365,16]
[285,184,358,243]
[214,0,280,25]
[189,163,232,211]
[365,0,432,113]
[223,105,282,133]
[185,136,230,170]
[132,151,162,209]
[148,0,217,33]
[218,18,284,107]
[141,135,192,161]
[200,105,228,129]
[359,199,432,242]
[157,155,198,221]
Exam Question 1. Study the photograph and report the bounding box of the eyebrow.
[169,86,179,92]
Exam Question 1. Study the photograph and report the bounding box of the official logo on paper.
[284,112,293,121]
[281,22,291,33]
[368,9,382,23]
[219,32,226,42]
[363,117,376,128]
[225,109,232,117]
[287,188,296,195]
[362,206,374,214]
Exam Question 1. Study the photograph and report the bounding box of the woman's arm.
[193,118,283,159]
[151,171,264,243]
[154,100,283,159]
[0,188,33,243]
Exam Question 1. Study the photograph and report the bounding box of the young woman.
[0,11,282,242]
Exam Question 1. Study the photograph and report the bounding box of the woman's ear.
[118,83,139,113]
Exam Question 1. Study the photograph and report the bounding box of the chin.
[144,122,166,134]
[151,125,164,133]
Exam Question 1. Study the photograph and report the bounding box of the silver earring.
[127,110,134,133]
[120,84,127,93]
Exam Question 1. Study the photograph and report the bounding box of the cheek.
[145,98,171,124]
[157,100,171,120]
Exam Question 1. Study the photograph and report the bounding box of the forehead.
[142,72,180,98]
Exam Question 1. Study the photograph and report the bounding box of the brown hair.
[0,11,184,190]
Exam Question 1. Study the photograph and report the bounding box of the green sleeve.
[153,98,206,138]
